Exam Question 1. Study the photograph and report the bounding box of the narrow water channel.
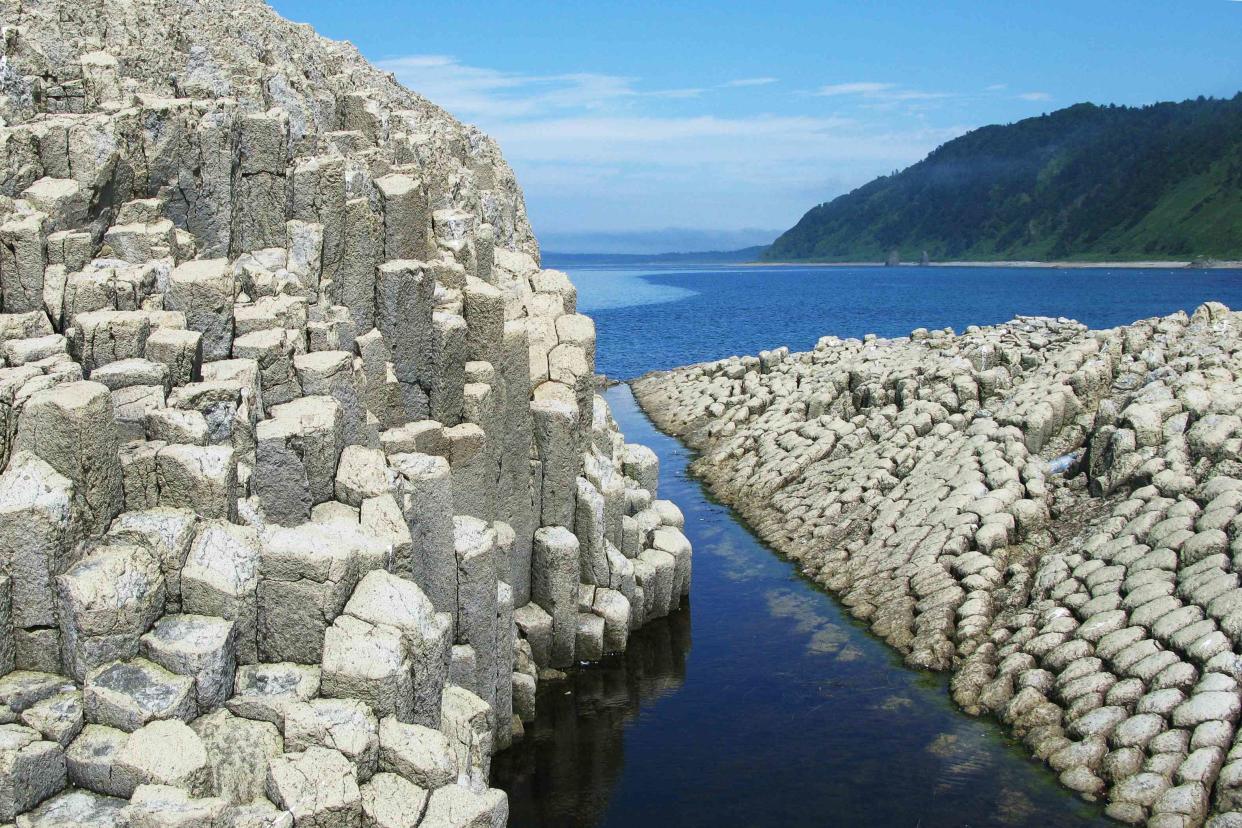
[492,384,1108,827]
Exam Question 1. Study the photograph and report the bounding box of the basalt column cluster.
[636,305,1242,827]
[0,1,692,826]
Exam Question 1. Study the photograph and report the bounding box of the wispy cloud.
[814,82,896,97]
[812,81,952,102]
[723,77,779,88]
[377,54,656,119]
[985,83,1008,92]
[378,54,967,232]
[1018,91,1052,101]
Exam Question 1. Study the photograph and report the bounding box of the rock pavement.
[0,1,692,825]
[635,305,1242,826]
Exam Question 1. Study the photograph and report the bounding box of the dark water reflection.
[492,610,691,826]
[493,385,1108,828]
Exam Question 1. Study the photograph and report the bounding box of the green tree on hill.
[764,94,1242,263]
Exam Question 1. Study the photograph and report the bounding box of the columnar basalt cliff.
[635,306,1242,827]
[0,1,691,826]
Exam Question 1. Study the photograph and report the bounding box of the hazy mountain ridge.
[765,95,1242,263]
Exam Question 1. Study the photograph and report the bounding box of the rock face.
[0,1,691,825]
[633,304,1242,827]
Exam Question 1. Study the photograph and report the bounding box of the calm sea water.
[564,263,1242,378]
[493,263,1242,826]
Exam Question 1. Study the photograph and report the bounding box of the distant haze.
[539,228,779,255]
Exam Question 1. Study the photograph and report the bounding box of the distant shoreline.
[743,259,1242,269]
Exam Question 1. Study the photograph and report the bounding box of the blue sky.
[272,1,1242,251]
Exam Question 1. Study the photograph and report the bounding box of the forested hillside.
[765,95,1242,262]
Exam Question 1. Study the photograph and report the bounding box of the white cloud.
[812,82,952,102]
[985,83,1008,91]
[376,54,966,232]
[814,82,896,97]
[723,77,779,88]
[1018,91,1052,101]
[377,54,649,120]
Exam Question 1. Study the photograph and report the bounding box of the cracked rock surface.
[634,305,1242,826]
[0,0,692,824]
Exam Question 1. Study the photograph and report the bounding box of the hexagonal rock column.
[14,380,123,537]
[342,571,451,729]
[531,526,580,669]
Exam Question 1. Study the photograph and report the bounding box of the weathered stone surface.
[139,614,237,712]
[0,6,690,825]
[0,724,66,820]
[112,719,209,797]
[189,709,282,805]
[83,658,195,733]
[343,572,450,729]
[265,746,361,828]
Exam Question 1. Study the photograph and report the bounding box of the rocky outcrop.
[0,1,691,825]
[634,304,1242,827]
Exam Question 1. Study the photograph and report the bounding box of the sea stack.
[635,305,1242,826]
[0,0,691,824]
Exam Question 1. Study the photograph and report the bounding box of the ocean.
[563,263,1242,379]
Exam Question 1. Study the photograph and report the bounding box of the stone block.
[73,310,151,374]
[284,698,378,782]
[421,784,508,828]
[377,716,455,790]
[82,659,195,733]
[375,175,430,261]
[360,772,429,828]
[532,527,579,668]
[440,685,493,792]
[232,328,302,408]
[139,615,237,713]
[531,400,577,529]
[65,725,128,797]
[103,508,198,614]
[8,788,126,828]
[454,517,499,712]
[0,453,82,640]
[14,381,122,536]
[166,259,234,361]
[56,545,165,682]
[226,663,320,727]
[120,784,229,828]
[112,719,209,798]
[258,522,386,664]
[343,571,451,729]
[189,709,282,806]
[180,521,261,663]
[144,328,202,388]
[265,746,361,828]
[0,724,65,821]
[321,615,414,723]
[155,444,236,521]
[19,690,83,748]
[335,445,391,508]
[388,453,457,624]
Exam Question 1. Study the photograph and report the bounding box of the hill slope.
[765,95,1242,263]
